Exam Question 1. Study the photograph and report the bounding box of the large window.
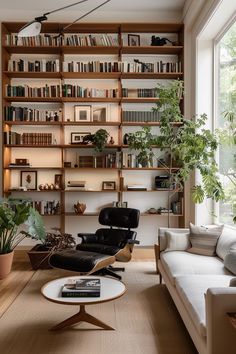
[216,20,236,225]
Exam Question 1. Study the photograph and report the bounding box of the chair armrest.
[127,239,140,244]
[206,287,236,354]
[77,233,97,243]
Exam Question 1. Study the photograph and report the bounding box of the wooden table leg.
[50,305,114,331]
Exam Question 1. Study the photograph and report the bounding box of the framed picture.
[20,171,37,190]
[92,106,107,122]
[128,34,140,47]
[71,132,90,144]
[113,201,128,208]
[74,105,91,122]
[54,174,63,189]
[102,181,116,190]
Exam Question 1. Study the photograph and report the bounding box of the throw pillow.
[224,247,236,275]
[187,223,224,256]
[164,231,190,252]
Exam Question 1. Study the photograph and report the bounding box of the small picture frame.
[54,174,63,189]
[92,106,107,122]
[128,34,140,47]
[74,105,91,122]
[71,132,90,144]
[114,201,128,208]
[102,181,116,190]
[20,170,37,190]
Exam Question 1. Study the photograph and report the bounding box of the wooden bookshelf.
[1,21,185,233]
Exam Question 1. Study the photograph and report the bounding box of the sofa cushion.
[160,251,231,286]
[175,275,233,337]
[164,230,190,252]
[224,249,236,275]
[158,228,190,251]
[188,223,224,256]
[216,226,236,260]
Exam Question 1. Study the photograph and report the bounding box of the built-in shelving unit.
[1,21,185,240]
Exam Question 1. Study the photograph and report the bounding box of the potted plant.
[153,80,225,204]
[0,198,46,278]
[83,129,110,152]
[27,228,76,270]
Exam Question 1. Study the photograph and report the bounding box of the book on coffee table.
[61,278,101,297]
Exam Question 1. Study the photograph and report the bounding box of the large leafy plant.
[0,198,46,254]
[152,80,225,204]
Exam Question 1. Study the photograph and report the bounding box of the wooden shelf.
[64,212,99,216]
[63,72,121,79]
[62,46,120,54]
[3,45,61,54]
[64,167,118,170]
[122,122,183,126]
[122,46,183,54]
[4,121,62,126]
[63,144,120,149]
[5,166,63,170]
[4,144,62,148]
[63,121,120,126]
[121,98,159,103]
[8,189,63,193]
[3,71,61,78]
[62,97,120,103]
[141,213,183,217]
[65,190,119,193]
[4,97,62,102]
[122,72,183,79]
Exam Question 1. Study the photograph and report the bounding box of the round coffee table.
[41,276,126,331]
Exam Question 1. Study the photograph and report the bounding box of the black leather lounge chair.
[49,207,140,280]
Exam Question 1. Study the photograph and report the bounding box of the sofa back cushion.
[188,223,224,256]
[224,248,236,275]
[158,228,189,251]
[216,226,236,260]
[165,230,190,252]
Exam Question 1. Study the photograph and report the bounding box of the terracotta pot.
[0,251,14,279]
[27,244,52,270]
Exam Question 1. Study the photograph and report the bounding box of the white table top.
[41,276,126,305]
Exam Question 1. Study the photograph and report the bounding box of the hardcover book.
[61,278,101,298]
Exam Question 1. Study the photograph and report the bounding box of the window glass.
[217,21,236,224]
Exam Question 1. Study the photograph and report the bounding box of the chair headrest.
[99,207,140,228]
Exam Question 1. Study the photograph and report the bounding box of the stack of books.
[61,278,101,297]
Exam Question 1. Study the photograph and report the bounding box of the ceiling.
[0,0,187,22]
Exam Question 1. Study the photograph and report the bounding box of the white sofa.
[155,226,236,354]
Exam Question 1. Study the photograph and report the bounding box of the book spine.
[61,291,100,297]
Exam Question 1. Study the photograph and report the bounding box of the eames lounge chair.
[49,207,140,280]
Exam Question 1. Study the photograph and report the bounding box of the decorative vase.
[74,202,86,214]
[0,251,14,279]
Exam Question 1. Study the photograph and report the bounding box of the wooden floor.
[0,247,155,318]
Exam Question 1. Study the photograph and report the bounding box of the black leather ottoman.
[49,249,116,274]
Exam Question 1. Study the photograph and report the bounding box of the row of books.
[7,59,60,72]
[6,59,182,74]
[123,61,182,73]
[4,106,62,122]
[5,33,118,47]
[31,200,61,215]
[5,84,61,98]
[63,61,122,73]
[4,132,53,145]
[62,85,118,98]
[122,88,158,98]
[65,34,118,47]
[123,110,160,122]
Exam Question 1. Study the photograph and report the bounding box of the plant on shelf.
[127,126,158,167]
[153,80,225,204]
[0,198,46,278]
[83,129,110,152]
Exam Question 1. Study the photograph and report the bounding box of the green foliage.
[0,198,46,254]
[127,126,157,166]
[153,80,224,203]
[93,129,109,152]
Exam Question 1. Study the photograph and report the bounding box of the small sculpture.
[74,202,86,214]
[109,136,115,145]
[151,36,175,46]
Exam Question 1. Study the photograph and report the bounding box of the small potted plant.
[0,198,46,278]
[27,228,76,270]
[83,129,110,152]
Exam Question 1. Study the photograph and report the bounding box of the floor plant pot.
[27,245,52,270]
[0,251,14,279]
